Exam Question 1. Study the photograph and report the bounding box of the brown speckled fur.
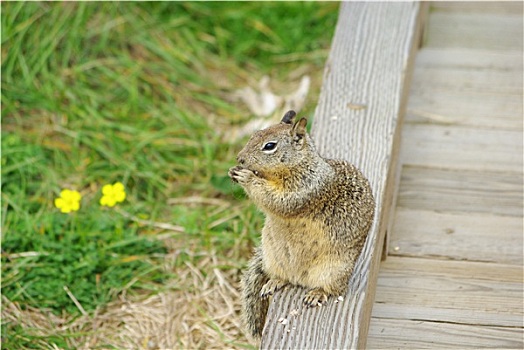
[229,111,375,341]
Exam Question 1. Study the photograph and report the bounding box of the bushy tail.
[241,247,270,341]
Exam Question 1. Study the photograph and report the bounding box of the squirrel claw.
[228,166,243,183]
[303,288,328,308]
[260,279,288,299]
[229,166,254,185]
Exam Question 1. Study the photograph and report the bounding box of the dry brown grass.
[2,253,253,350]
[1,69,327,349]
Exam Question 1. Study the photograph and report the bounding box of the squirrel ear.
[291,117,308,143]
[281,110,296,124]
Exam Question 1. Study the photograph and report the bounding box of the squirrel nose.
[237,156,245,165]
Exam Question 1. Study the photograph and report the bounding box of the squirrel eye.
[262,141,277,153]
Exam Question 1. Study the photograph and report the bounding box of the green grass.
[1,2,338,348]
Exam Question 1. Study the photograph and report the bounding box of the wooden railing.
[261,2,428,348]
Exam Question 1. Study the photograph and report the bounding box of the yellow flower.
[54,189,82,213]
[100,182,126,207]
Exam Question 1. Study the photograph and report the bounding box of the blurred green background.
[1,2,338,348]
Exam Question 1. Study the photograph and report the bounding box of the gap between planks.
[371,256,523,327]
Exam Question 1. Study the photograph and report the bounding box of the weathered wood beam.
[261,2,427,348]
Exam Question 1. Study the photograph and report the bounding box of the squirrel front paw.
[303,288,328,308]
[260,279,288,299]
[229,166,255,185]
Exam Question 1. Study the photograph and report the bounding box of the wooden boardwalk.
[367,2,523,348]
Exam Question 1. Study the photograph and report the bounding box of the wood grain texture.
[367,3,524,348]
[406,92,523,130]
[367,318,523,349]
[407,48,523,130]
[389,208,523,265]
[400,124,523,173]
[410,65,523,92]
[426,12,523,52]
[431,1,523,15]
[261,2,426,349]
[368,257,524,348]
[371,257,523,327]
[413,48,522,72]
[397,165,523,217]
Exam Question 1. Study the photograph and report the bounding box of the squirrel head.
[236,110,320,185]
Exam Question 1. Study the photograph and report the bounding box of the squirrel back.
[229,110,375,341]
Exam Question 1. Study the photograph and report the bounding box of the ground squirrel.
[229,110,375,341]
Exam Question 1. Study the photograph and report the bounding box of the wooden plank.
[397,166,523,217]
[431,1,524,15]
[406,91,523,130]
[426,12,523,52]
[368,257,524,348]
[414,48,522,71]
[371,257,523,327]
[367,4,524,349]
[389,208,523,265]
[409,66,522,94]
[372,303,524,330]
[400,124,523,173]
[261,2,426,348]
[368,318,523,349]
[406,49,523,130]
